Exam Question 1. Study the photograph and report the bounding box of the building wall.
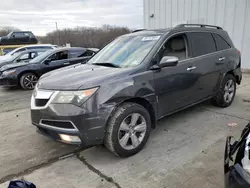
[144,0,250,69]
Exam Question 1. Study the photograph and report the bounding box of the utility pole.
[55,22,60,46]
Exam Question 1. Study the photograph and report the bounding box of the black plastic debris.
[8,180,36,188]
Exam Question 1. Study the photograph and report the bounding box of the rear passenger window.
[189,32,216,57]
[212,34,231,51]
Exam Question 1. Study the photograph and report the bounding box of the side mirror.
[44,59,51,65]
[16,59,22,62]
[12,35,15,38]
[159,56,179,68]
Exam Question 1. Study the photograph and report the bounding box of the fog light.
[59,134,81,143]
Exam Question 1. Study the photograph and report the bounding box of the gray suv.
[31,24,242,157]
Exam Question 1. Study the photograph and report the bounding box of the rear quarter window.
[212,33,231,51]
[188,32,216,57]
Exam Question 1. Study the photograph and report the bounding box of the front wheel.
[20,73,38,90]
[104,103,151,157]
[212,74,236,107]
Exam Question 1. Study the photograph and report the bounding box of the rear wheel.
[20,73,38,90]
[212,74,236,107]
[104,103,151,157]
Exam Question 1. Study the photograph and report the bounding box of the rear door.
[212,33,236,82]
[186,32,220,100]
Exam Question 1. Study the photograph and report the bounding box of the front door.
[40,50,69,74]
[153,33,200,118]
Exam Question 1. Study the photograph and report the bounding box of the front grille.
[35,99,49,107]
[41,120,75,129]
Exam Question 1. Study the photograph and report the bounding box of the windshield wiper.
[92,62,120,68]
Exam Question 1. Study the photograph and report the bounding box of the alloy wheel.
[118,113,147,150]
[23,74,38,89]
[224,79,235,103]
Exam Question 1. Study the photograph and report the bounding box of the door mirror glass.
[12,34,15,38]
[44,59,51,65]
[159,56,178,68]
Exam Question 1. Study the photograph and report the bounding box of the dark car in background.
[0,31,38,45]
[0,47,97,90]
[0,49,47,68]
[224,122,250,188]
[31,24,242,157]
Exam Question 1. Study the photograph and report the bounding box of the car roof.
[54,47,86,52]
[19,49,48,53]
[130,24,227,36]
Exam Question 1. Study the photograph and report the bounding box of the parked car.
[0,47,97,90]
[0,31,38,45]
[0,49,47,68]
[31,24,242,157]
[0,44,57,59]
[224,122,250,188]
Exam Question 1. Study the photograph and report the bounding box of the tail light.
[237,49,241,56]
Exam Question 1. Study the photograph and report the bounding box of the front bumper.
[30,90,115,147]
[0,76,18,87]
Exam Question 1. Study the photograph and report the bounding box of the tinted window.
[79,50,95,57]
[189,32,216,57]
[212,34,231,51]
[13,32,24,37]
[48,51,68,61]
[69,50,85,58]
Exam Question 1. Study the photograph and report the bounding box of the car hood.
[0,36,7,40]
[0,60,12,68]
[38,64,132,90]
[0,61,29,71]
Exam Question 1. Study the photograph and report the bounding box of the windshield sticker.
[141,36,161,41]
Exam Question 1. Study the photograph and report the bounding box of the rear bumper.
[233,67,242,84]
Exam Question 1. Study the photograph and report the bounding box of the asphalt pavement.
[0,75,250,188]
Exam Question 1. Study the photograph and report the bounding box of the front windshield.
[0,52,21,62]
[29,49,53,63]
[87,35,162,68]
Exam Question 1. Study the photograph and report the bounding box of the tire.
[104,102,151,157]
[212,74,236,108]
[20,73,38,90]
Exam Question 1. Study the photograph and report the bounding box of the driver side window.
[158,34,189,63]
[18,53,30,61]
[48,51,68,62]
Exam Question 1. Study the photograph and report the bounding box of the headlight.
[52,87,99,106]
[2,69,16,76]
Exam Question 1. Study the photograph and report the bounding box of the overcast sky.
[0,0,143,36]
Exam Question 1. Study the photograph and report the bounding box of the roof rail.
[175,24,222,30]
[132,29,147,33]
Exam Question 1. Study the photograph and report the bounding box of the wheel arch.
[120,97,156,129]
[17,70,39,86]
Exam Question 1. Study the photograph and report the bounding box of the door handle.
[218,57,225,61]
[187,66,196,71]
[64,62,70,65]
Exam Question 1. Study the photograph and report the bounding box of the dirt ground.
[0,74,250,188]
